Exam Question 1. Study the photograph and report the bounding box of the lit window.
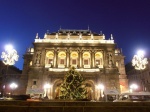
[60,59,65,64]
[72,59,76,65]
[116,61,119,67]
[84,59,88,65]
[95,60,100,65]
[30,61,32,66]
[49,59,53,64]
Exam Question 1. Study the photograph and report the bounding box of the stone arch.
[58,51,66,68]
[83,52,90,58]
[45,51,54,67]
[95,52,103,68]
[53,79,63,99]
[70,51,78,67]
[83,52,91,68]
[84,80,95,100]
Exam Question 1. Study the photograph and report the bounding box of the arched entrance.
[53,79,63,99]
[52,79,96,100]
[84,80,95,100]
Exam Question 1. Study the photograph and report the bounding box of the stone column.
[90,50,93,68]
[41,48,45,67]
[104,50,109,67]
[92,51,95,68]
[35,50,42,66]
[66,49,70,68]
[79,49,82,68]
[54,49,58,68]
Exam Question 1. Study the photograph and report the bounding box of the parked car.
[113,92,150,102]
[0,97,6,100]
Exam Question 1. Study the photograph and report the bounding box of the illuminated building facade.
[21,29,128,100]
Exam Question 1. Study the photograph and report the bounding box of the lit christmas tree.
[59,67,87,100]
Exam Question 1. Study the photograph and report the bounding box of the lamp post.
[1,44,19,97]
[132,50,148,91]
[44,83,51,99]
[130,84,138,93]
[1,44,19,66]
[10,83,18,96]
[97,84,104,101]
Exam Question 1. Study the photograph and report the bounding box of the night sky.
[0,0,150,70]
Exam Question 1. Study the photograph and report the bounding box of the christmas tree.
[59,67,87,100]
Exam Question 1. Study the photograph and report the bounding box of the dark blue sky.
[0,0,150,70]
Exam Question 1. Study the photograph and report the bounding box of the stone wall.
[0,101,150,112]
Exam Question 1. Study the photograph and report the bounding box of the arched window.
[116,61,119,67]
[70,51,78,68]
[83,52,91,68]
[95,52,103,68]
[45,51,54,68]
[58,51,66,68]
[30,61,32,66]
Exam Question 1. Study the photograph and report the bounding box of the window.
[84,59,88,65]
[45,51,54,68]
[116,61,119,67]
[95,60,100,65]
[49,59,53,64]
[33,81,36,85]
[71,52,78,65]
[95,52,103,66]
[30,61,32,66]
[72,59,76,65]
[60,59,65,64]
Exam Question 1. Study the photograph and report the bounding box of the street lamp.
[1,44,19,97]
[10,82,18,96]
[97,84,104,101]
[1,44,19,66]
[132,50,148,91]
[132,50,148,70]
[130,84,138,93]
[44,83,51,99]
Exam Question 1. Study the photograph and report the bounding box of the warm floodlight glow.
[44,83,51,99]
[44,83,51,89]
[130,84,138,89]
[132,50,148,70]
[10,82,18,95]
[130,84,138,93]
[97,84,104,90]
[1,44,19,65]
[97,84,104,101]
[10,83,18,89]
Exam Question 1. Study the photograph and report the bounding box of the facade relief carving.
[107,52,113,68]
[35,50,42,66]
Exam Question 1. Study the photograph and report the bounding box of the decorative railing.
[35,38,114,44]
